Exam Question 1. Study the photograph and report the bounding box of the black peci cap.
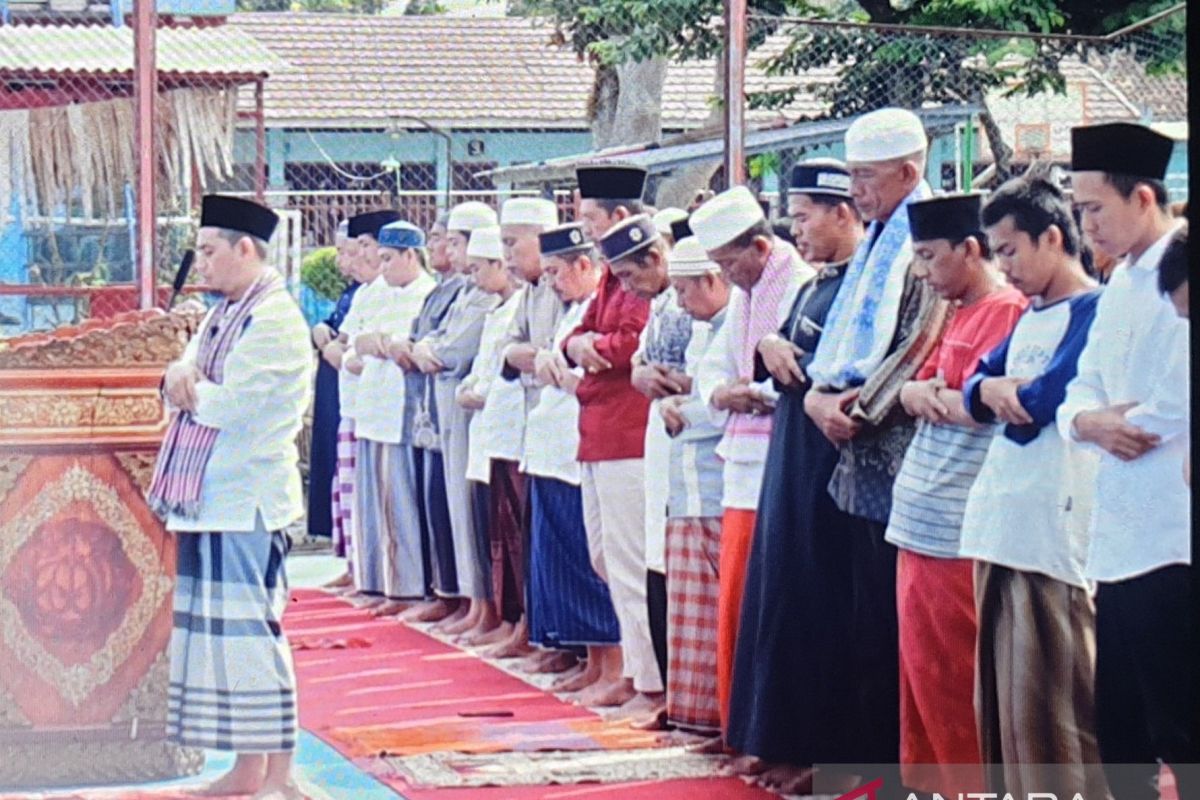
[908,193,985,244]
[576,164,647,201]
[200,195,279,242]
[348,209,403,239]
[539,223,593,257]
[1070,123,1175,180]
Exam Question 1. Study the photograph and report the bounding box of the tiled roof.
[0,23,283,77]
[230,13,819,129]
[228,12,1176,141]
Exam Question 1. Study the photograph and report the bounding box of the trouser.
[647,568,668,687]
[580,459,663,694]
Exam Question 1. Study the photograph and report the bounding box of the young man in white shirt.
[153,195,311,800]
[1057,121,1193,799]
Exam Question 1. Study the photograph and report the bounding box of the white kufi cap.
[844,107,927,163]
[466,225,503,261]
[447,201,498,233]
[689,185,766,252]
[652,207,689,235]
[501,197,559,229]
[667,236,722,278]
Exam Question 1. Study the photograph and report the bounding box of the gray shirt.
[499,275,567,414]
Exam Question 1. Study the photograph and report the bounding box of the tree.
[514,0,1184,191]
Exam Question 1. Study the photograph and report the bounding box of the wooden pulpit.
[0,308,206,788]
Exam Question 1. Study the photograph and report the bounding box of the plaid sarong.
[331,417,357,561]
[168,521,297,752]
[666,516,722,733]
[149,271,284,519]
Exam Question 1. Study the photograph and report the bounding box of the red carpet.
[286,589,772,799]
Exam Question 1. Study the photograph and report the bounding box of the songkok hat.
[669,217,693,242]
[653,207,689,236]
[378,220,426,250]
[789,159,852,199]
[539,223,592,257]
[844,108,927,163]
[908,193,985,243]
[501,197,559,229]
[334,219,349,241]
[200,195,279,242]
[347,209,402,239]
[576,164,647,201]
[1071,122,1175,180]
[598,214,659,263]
[447,201,498,233]
[690,185,766,252]
[668,236,722,278]
[466,225,503,261]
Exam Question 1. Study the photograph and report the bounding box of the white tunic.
[637,287,680,575]
[521,297,592,486]
[337,276,393,420]
[166,286,312,533]
[1056,223,1191,582]
[354,271,437,444]
[463,289,524,483]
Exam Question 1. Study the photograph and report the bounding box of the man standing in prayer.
[1057,122,1194,799]
[884,193,1027,796]
[656,234,730,736]
[323,208,401,607]
[412,202,501,639]
[349,221,437,617]
[480,196,562,659]
[609,213,684,724]
[960,168,1106,799]
[523,223,622,685]
[311,221,358,585]
[728,160,864,786]
[733,113,949,795]
[562,212,657,710]
[393,213,466,624]
[151,195,310,800]
[691,185,813,739]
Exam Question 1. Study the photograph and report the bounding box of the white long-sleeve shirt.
[167,286,312,533]
[1056,222,1190,582]
[354,271,437,444]
[464,288,524,483]
[337,275,393,420]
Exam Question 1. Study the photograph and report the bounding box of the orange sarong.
[717,507,756,732]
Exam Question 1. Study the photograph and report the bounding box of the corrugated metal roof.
[0,24,287,77]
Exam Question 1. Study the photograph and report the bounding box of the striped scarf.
[721,239,802,454]
[148,270,283,519]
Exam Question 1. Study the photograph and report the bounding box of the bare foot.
[574,679,637,708]
[481,636,534,659]
[322,572,353,589]
[432,604,473,634]
[616,691,666,722]
[806,768,860,796]
[725,755,768,776]
[686,736,729,755]
[369,600,408,618]
[351,595,386,610]
[471,620,513,646]
[188,758,266,796]
[628,708,670,731]
[532,650,578,674]
[458,617,504,646]
[401,599,452,623]
[550,664,594,693]
[756,764,817,795]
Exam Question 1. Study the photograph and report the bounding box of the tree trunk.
[652,57,724,209]
[973,91,1014,186]
[590,57,667,151]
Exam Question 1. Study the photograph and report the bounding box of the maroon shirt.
[562,267,651,461]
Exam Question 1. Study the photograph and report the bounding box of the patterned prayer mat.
[383,745,727,789]
[329,714,666,758]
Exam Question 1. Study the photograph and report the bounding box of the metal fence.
[0,1,1186,337]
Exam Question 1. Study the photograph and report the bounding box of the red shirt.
[562,267,651,461]
[917,285,1028,389]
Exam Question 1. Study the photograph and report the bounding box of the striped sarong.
[168,518,296,753]
[527,476,619,647]
[330,417,357,561]
[353,440,425,599]
[665,516,722,733]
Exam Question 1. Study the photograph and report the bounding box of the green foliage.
[404,0,447,13]
[301,247,348,302]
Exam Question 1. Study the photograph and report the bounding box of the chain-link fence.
[0,2,1185,338]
